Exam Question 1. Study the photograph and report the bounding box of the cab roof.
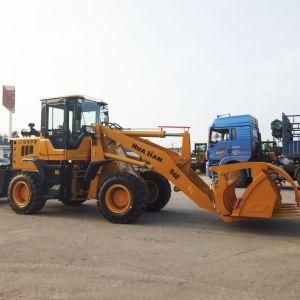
[211,114,259,129]
[40,95,107,106]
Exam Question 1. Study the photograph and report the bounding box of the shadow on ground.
[1,197,298,239]
[0,198,9,205]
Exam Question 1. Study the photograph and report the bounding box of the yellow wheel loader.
[0,95,299,224]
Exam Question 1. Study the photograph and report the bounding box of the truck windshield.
[209,128,230,144]
[261,142,275,152]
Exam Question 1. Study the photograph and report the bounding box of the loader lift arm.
[100,126,216,212]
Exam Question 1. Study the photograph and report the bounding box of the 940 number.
[169,169,180,180]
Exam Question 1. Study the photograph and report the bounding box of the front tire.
[8,173,46,214]
[140,170,171,211]
[97,172,148,224]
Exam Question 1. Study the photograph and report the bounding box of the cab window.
[46,102,65,149]
[195,144,207,152]
[252,129,259,139]
[210,128,230,143]
[231,128,237,140]
[67,100,101,149]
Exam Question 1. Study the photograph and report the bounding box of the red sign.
[2,85,15,112]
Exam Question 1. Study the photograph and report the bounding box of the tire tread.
[98,172,148,224]
[8,173,46,214]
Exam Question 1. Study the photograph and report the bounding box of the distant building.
[0,142,10,159]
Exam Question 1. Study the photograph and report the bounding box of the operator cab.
[41,95,108,149]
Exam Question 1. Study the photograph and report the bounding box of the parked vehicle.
[0,158,10,167]
[207,113,300,187]
[0,158,10,198]
[191,143,207,173]
[278,113,300,185]
[206,114,262,187]
[261,140,282,163]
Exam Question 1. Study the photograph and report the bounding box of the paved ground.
[0,178,300,300]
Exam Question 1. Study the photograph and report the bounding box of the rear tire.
[8,173,46,214]
[140,170,171,211]
[97,172,148,224]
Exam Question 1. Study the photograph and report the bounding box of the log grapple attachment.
[210,162,300,222]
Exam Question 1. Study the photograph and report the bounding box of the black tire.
[140,170,171,211]
[97,172,148,224]
[8,173,46,214]
[236,170,248,188]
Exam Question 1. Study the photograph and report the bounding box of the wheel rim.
[105,184,132,214]
[146,180,159,204]
[12,180,31,207]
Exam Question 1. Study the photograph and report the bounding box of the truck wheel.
[236,170,248,188]
[97,172,148,224]
[8,173,46,214]
[140,170,171,211]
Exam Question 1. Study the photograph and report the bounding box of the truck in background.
[191,142,207,173]
[206,113,300,187]
[279,113,300,185]
[206,114,263,187]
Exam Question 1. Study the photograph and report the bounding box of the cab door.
[42,99,67,150]
[229,126,252,162]
[208,128,231,164]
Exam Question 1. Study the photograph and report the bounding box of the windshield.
[261,142,275,152]
[195,144,207,152]
[209,128,230,144]
[76,99,100,126]
[68,99,104,132]
[69,100,109,148]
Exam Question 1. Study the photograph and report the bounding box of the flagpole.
[9,110,12,139]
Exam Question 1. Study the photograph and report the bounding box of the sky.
[0,0,299,147]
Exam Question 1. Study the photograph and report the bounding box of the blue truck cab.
[207,115,261,180]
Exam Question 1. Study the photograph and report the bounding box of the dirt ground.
[0,178,300,300]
